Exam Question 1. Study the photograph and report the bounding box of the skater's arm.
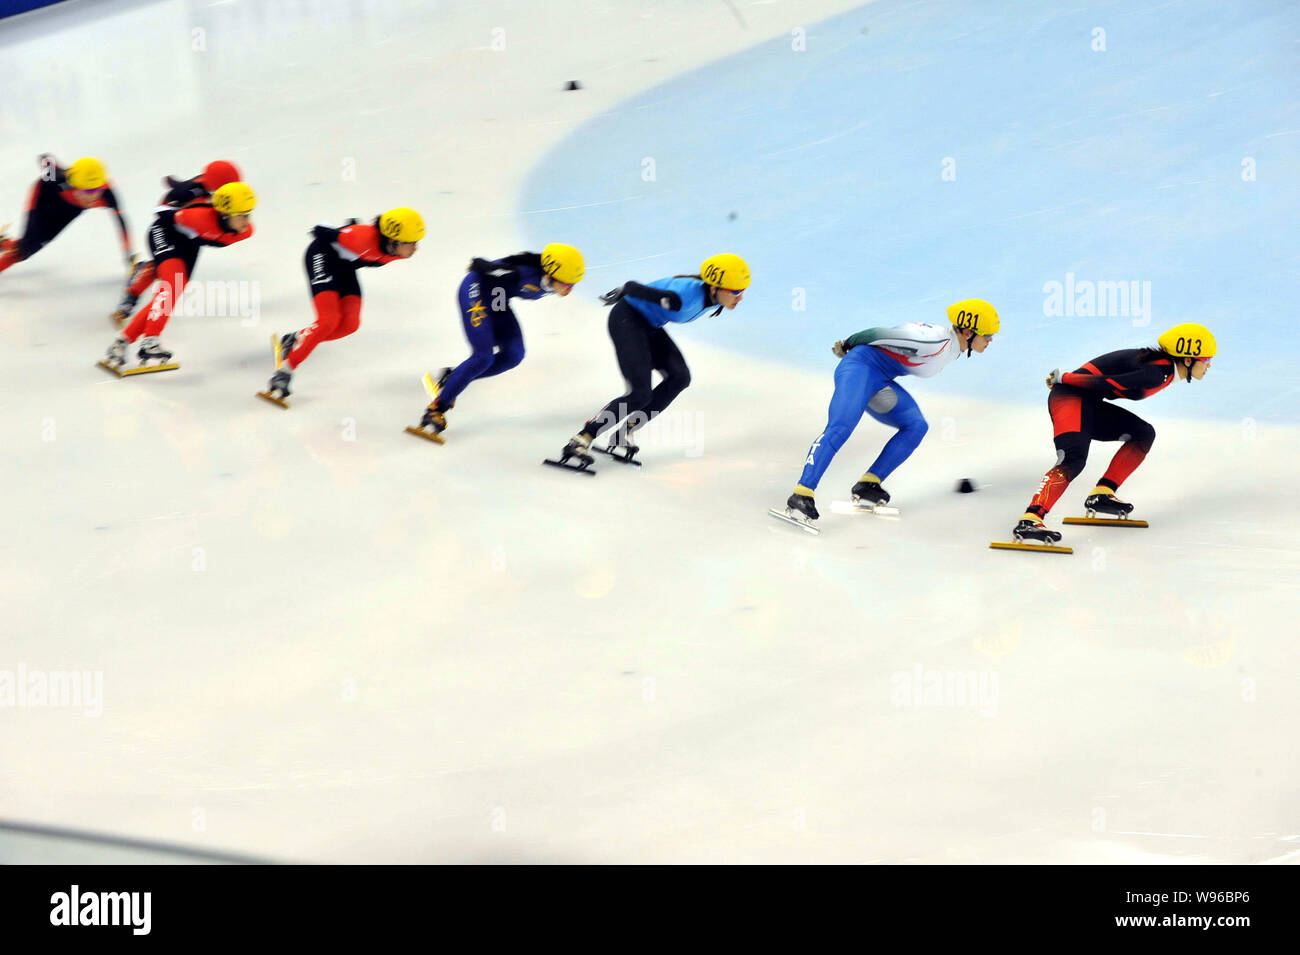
[619,281,682,311]
[841,327,898,350]
[1059,364,1170,396]
[311,223,341,243]
[161,178,207,207]
[178,206,253,246]
[495,251,543,271]
[468,256,518,281]
[100,186,134,258]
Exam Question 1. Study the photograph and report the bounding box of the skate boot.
[267,368,292,400]
[601,424,641,464]
[850,475,891,508]
[785,489,819,525]
[560,432,595,466]
[1013,515,1063,544]
[110,291,139,326]
[104,336,128,369]
[1084,489,1134,519]
[136,336,173,366]
[432,366,452,397]
[418,404,447,435]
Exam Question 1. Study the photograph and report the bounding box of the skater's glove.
[659,291,682,311]
[832,340,848,358]
[599,285,625,306]
[1045,368,1063,388]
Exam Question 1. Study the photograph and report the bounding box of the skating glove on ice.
[832,340,849,357]
[1046,368,1063,388]
[599,286,624,306]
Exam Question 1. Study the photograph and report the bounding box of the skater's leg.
[287,291,344,368]
[437,277,503,407]
[581,302,654,439]
[122,258,187,342]
[474,309,525,379]
[796,349,880,491]
[1091,404,1155,493]
[1025,391,1094,518]
[0,181,77,274]
[125,261,156,297]
[640,328,690,421]
[861,381,929,482]
[321,294,362,341]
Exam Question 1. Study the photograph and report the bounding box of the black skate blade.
[255,390,290,409]
[767,507,820,535]
[990,540,1073,555]
[1064,516,1147,527]
[543,457,596,476]
[831,500,900,518]
[404,425,445,444]
[99,359,178,377]
[593,446,642,466]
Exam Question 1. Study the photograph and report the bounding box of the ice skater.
[1011,323,1216,545]
[261,207,423,405]
[101,181,256,375]
[549,253,750,470]
[0,155,136,280]
[111,159,244,324]
[772,299,999,531]
[409,243,585,440]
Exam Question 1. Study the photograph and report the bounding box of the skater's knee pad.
[867,385,897,414]
[1054,438,1088,480]
[497,339,525,370]
[1121,420,1155,451]
[903,412,929,438]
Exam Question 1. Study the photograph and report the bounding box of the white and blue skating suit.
[798,322,960,490]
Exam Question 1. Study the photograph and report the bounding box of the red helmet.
[199,160,241,193]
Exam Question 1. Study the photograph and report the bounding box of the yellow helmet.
[700,253,750,290]
[947,299,1000,336]
[541,242,584,284]
[212,181,257,216]
[1157,323,1215,359]
[66,157,107,190]
[378,207,425,243]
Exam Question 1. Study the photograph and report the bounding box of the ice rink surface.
[1,0,1297,863]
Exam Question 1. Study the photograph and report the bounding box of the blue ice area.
[520,0,1300,423]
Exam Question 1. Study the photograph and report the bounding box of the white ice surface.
[1,0,1297,863]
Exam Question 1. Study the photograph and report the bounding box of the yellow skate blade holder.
[98,360,178,377]
[989,540,1073,555]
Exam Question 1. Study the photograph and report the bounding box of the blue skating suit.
[622,276,716,326]
[437,255,553,407]
[798,322,960,491]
